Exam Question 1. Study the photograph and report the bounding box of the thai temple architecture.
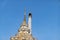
[10,10,36,40]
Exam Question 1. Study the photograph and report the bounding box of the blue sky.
[0,0,60,40]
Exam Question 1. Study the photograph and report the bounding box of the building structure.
[10,10,36,40]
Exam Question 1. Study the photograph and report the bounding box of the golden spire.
[22,8,26,26]
[18,9,26,32]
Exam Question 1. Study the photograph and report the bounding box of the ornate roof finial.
[24,8,26,17]
[22,8,26,26]
[18,8,27,32]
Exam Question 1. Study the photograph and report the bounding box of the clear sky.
[0,0,60,40]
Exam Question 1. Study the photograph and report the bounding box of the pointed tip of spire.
[24,8,26,20]
[22,8,26,26]
[24,8,26,16]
